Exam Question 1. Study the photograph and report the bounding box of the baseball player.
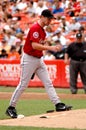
[6,9,72,118]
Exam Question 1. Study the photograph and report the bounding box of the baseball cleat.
[6,106,17,118]
[55,103,72,111]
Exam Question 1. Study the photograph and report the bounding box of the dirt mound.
[0,92,86,100]
[0,109,86,129]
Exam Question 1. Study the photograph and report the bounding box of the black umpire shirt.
[66,42,86,61]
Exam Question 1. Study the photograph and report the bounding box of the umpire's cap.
[41,9,56,19]
[76,33,82,39]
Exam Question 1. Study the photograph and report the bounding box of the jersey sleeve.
[29,26,40,43]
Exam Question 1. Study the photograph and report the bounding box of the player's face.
[43,17,52,26]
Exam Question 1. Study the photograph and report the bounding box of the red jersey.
[24,23,46,58]
[73,2,81,13]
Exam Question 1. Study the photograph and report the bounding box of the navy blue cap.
[41,9,56,19]
[76,33,82,39]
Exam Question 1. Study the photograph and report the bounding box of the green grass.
[0,126,82,130]
[1,99,86,119]
[0,86,86,130]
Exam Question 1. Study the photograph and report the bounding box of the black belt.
[34,56,41,58]
[72,59,86,62]
[28,54,41,59]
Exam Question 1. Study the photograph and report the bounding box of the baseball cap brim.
[48,16,56,19]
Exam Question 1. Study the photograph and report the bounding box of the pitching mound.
[0,109,86,129]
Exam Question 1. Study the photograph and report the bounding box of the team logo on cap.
[33,32,39,38]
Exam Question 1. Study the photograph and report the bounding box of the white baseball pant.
[10,53,61,107]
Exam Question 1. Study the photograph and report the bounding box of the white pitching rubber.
[17,114,25,119]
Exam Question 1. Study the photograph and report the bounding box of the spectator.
[24,1,36,15]
[13,22,24,34]
[80,1,86,13]
[45,25,53,38]
[15,32,25,45]
[65,2,75,17]
[68,17,81,32]
[10,1,18,14]
[0,39,11,54]
[79,25,85,33]
[3,30,17,46]
[72,0,81,15]
[16,0,27,11]
[8,45,20,60]
[64,32,86,94]
[75,12,86,22]
[35,1,48,15]
[0,4,4,16]
[60,0,70,9]
[59,15,70,32]
[52,1,64,14]
[52,28,67,46]
[45,0,54,11]
[0,49,8,59]
[43,50,56,60]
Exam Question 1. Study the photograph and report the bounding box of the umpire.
[64,32,86,94]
